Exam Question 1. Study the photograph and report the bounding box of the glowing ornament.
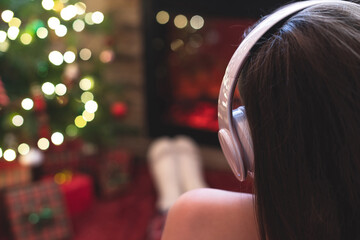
[48,51,63,66]
[51,132,64,145]
[22,98,34,110]
[38,138,50,150]
[111,102,128,118]
[1,10,14,23]
[12,115,24,127]
[3,149,16,161]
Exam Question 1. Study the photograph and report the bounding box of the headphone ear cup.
[232,107,254,172]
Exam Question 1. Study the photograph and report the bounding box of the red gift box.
[4,181,72,240]
[0,161,31,190]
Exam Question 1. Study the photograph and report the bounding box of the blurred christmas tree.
[0,0,133,161]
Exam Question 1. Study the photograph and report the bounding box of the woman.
[161,1,360,240]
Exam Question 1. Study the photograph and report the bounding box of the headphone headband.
[218,0,344,181]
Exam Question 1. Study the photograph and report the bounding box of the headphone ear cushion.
[232,107,254,172]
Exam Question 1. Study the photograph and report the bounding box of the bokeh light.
[4,149,16,161]
[21,98,34,110]
[74,116,87,128]
[20,33,32,45]
[190,15,204,30]
[156,11,170,24]
[73,19,85,32]
[48,17,60,30]
[60,5,77,21]
[92,11,104,24]
[12,115,24,127]
[51,132,64,145]
[81,91,94,103]
[1,10,14,23]
[42,82,55,95]
[75,2,86,15]
[82,110,95,122]
[79,77,94,91]
[0,148,2,158]
[174,15,188,29]
[48,50,63,66]
[18,143,30,155]
[79,48,91,60]
[42,0,55,10]
[85,100,98,113]
[36,27,49,39]
[37,138,50,150]
[0,31,7,42]
[7,27,20,40]
[66,124,78,137]
[64,51,76,63]
[84,13,94,25]
[55,24,67,37]
[170,39,184,51]
[9,18,21,28]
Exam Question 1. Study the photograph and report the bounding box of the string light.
[21,98,34,110]
[51,132,64,145]
[37,138,50,150]
[18,143,30,155]
[1,10,14,23]
[79,48,91,60]
[92,11,104,24]
[48,50,63,66]
[55,83,67,96]
[42,82,55,95]
[4,149,16,161]
[12,115,24,127]
[73,19,85,32]
[82,110,95,122]
[156,11,170,24]
[36,27,48,39]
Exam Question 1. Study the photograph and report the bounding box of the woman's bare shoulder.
[161,188,259,240]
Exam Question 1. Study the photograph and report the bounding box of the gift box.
[4,181,72,240]
[0,161,31,190]
[97,149,133,198]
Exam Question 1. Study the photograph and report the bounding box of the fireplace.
[143,0,287,145]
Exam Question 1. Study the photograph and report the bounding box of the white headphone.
[218,0,349,181]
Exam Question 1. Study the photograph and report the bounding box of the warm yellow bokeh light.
[156,11,170,24]
[92,11,104,24]
[37,138,50,150]
[74,116,87,128]
[12,115,24,127]
[79,77,94,91]
[190,15,204,30]
[85,100,98,113]
[51,132,64,145]
[82,110,95,122]
[18,143,30,155]
[21,98,34,110]
[55,83,67,96]
[81,91,94,103]
[48,51,63,66]
[20,33,32,45]
[79,48,91,61]
[73,19,85,32]
[48,17,60,30]
[36,27,49,39]
[42,0,55,10]
[9,18,21,28]
[1,10,14,23]
[0,31,7,42]
[174,15,188,29]
[7,27,19,40]
[55,24,67,37]
[42,82,55,95]
[75,2,86,15]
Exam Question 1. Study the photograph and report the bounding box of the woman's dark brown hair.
[239,1,360,239]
